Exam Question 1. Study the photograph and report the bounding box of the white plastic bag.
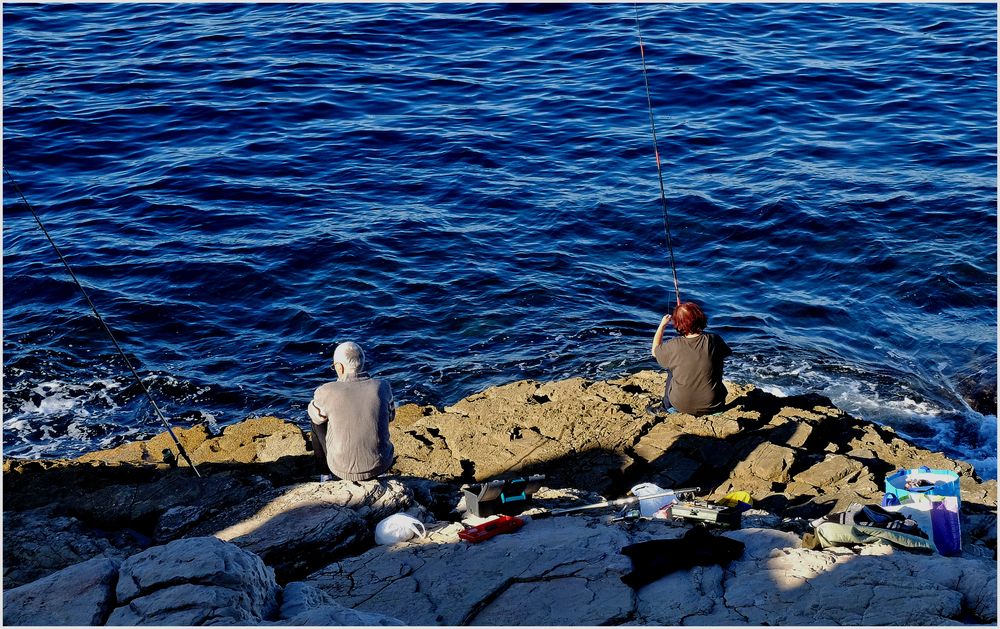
[631,483,677,518]
[375,513,427,545]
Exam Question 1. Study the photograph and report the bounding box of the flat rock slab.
[271,581,405,626]
[305,518,997,626]
[3,556,120,626]
[722,530,997,626]
[306,515,635,626]
[391,373,676,492]
[187,479,418,582]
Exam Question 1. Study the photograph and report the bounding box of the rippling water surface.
[3,3,996,477]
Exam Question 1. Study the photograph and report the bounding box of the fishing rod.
[3,166,201,477]
[531,487,700,519]
[633,3,682,307]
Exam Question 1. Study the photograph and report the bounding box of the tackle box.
[671,500,742,529]
[461,475,545,517]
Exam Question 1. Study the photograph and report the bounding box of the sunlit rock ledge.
[3,370,997,626]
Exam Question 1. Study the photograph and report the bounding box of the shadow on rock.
[2,456,455,587]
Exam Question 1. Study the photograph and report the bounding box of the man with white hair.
[308,341,395,481]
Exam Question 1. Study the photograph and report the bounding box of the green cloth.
[813,522,935,553]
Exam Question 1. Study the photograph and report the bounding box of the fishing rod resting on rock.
[530,486,700,519]
[4,166,201,477]
[459,487,706,542]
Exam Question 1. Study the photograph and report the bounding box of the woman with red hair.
[651,302,732,416]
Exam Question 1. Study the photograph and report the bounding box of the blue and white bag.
[883,467,962,556]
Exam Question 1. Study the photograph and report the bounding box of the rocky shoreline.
[3,370,997,625]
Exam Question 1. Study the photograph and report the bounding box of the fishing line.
[3,166,201,477]
[633,3,682,307]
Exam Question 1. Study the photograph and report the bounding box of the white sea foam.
[199,412,220,433]
[5,376,148,459]
[65,419,91,440]
[4,418,35,432]
[730,357,997,480]
[23,379,124,417]
[30,382,85,415]
[757,384,787,397]
[964,412,997,478]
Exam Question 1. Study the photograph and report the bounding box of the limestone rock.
[795,454,864,489]
[396,477,465,520]
[963,511,998,556]
[109,583,262,626]
[3,556,120,626]
[635,563,745,625]
[394,402,437,426]
[2,459,275,534]
[682,412,744,439]
[618,522,757,625]
[73,418,309,468]
[273,581,404,625]
[729,442,797,493]
[77,424,211,466]
[782,421,814,448]
[4,371,999,627]
[110,536,278,625]
[190,416,309,464]
[187,479,416,581]
[722,529,996,625]
[390,373,666,493]
[117,472,274,533]
[302,519,997,626]
[153,505,208,542]
[306,515,634,626]
[961,477,998,505]
[3,507,139,589]
[390,421,467,481]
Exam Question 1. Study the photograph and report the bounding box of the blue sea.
[3,3,996,478]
